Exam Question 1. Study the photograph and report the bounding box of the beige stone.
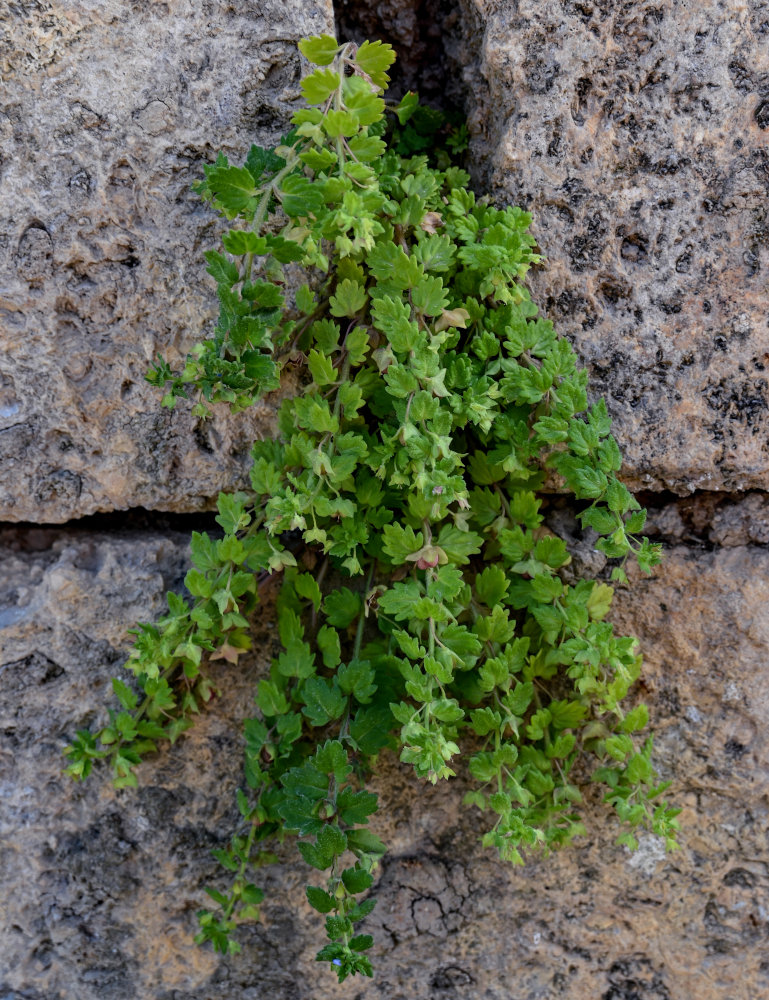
[2,523,768,998]
[2,2,769,997]
[0,0,333,522]
[463,0,769,494]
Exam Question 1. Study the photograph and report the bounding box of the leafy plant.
[65,35,679,982]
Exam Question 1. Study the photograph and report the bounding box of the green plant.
[64,35,679,982]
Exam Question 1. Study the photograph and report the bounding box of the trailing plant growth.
[65,36,678,982]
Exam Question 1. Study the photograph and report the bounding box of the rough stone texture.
[3,2,769,998]
[463,0,769,494]
[0,0,333,522]
[2,525,768,999]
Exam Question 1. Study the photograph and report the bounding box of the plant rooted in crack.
[65,34,679,982]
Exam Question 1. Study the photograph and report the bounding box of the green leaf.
[276,639,316,680]
[349,934,374,952]
[549,700,587,730]
[337,659,377,703]
[300,147,338,171]
[475,565,509,607]
[347,134,387,162]
[330,279,369,318]
[346,828,387,858]
[586,582,614,621]
[346,327,370,365]
[394,91,419,125]
[301,67,341,104]
[411,275,448,316]
[439,624,482,660]
[378,581,423,621]
[112,678,138,711]
[384,363,419,399]
[349,705,394,754]
[242,352,277,384]
[222,230,268,256]
[204,166,257,216]
[256,679,289,717]
[318,823,348,858]
[356,40,396,89]
[323,110,359,139]
[298,841,330,871]
[295,573,322,609]
[266,235,305,263]
[307,349,338,386]
[317,625,342,668]
[337,787,378,825]
[307,886,336,913]
[281,762,329,801]
[505,680,534,716]
[246,142,285,180]
[606,477,634,513]
[301,677,347,727]
[470,707,502,736]
[573,466,608,499]
[314,740,352,782]
[620,704,650,733]
[204,250,239,287]
[324,588,362,628]
[437,524,482,565]
[298,34,340,66]
[370,296,420,353]
[342,867,374,893]
[281,173,325,217]
[348,896,378,921]
[381,523,423,564]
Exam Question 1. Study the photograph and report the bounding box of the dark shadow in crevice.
[334,0,482,112]
[333,0,495,188]
[0,508,219,554]
[544,489,769,553]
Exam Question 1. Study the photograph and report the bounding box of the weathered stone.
[0,0,333,523]
[3,2,769,997]
[2,525,767,998]
[640,490,769,547]
[461,0,769,494]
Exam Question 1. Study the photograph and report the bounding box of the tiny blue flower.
[332,959,342,966]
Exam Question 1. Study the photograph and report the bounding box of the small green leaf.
[324,588,362,628]
[355,39,396,89]
[301,67,341,105]
[112,678,138,711]
[301,677,347,727]
[298,34,340,66]
[342,867,374,893]
[308,349,338,386]
[317,625,342,668]
[329,278,368,318]
[256,680,289,717]
[307,886,336,913]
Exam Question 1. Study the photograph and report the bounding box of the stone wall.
[0,0,332,522]
[2,1,768,998]
[465,0,769,495]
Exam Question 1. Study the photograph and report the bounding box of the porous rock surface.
[1,523,768,999]
[3,1,769,998]
[463,0,769,494]
[0,0,333,522]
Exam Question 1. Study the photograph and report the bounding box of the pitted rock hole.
[15,222,54,284]
[134,99,173,136]
[0,372,20,422]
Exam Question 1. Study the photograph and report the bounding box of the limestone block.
[0,0,333,522]
[2,522,768,998]
[464,0,769,494]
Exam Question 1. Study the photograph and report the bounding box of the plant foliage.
[65,35,678,981]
